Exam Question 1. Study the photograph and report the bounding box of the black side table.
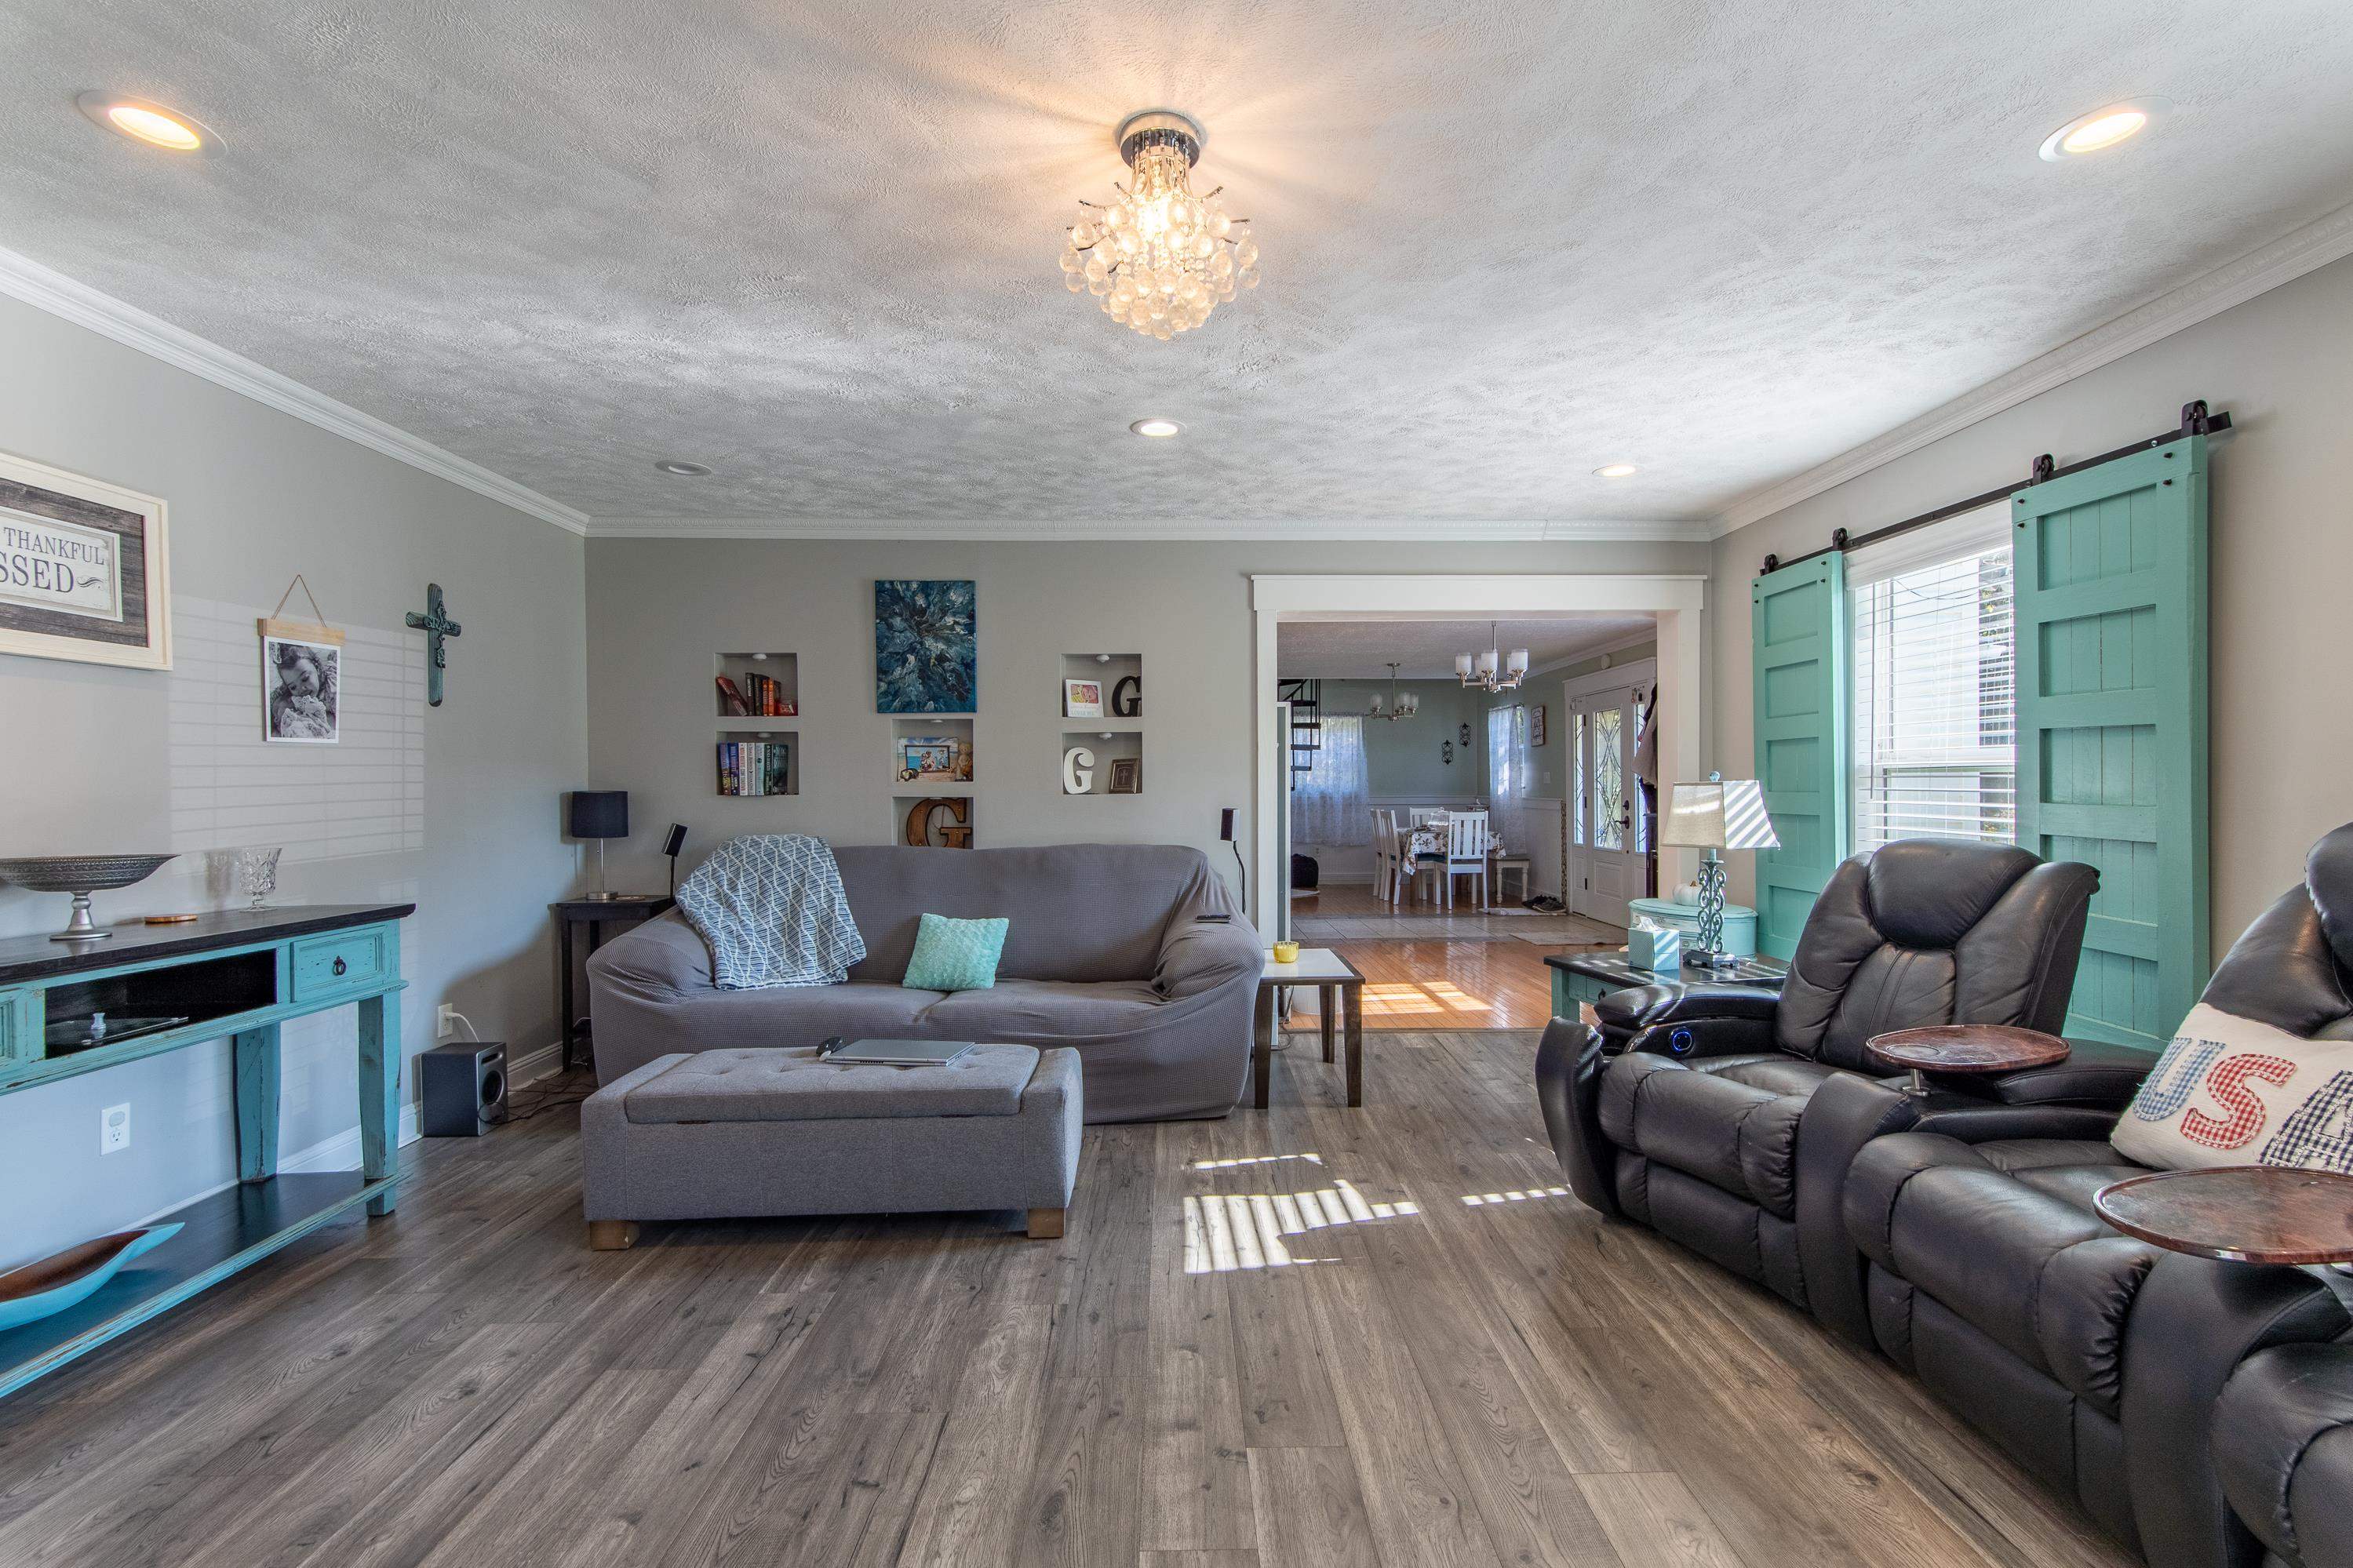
[553,895,673,1070]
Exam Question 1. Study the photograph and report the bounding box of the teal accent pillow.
[902,913,1008,991]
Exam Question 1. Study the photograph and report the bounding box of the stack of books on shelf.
[716,673,796,717]
[717,739,791,796]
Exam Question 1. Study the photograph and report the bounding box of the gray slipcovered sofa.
[586,842,1261,1122]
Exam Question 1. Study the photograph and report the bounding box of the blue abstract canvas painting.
[875,580,976,713]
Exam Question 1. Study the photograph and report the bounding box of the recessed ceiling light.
[76,91,216,152]
[1594,463,1638,478]
[2039,98,2168,161]
[1130,418,1182,439]
[653,460,712,476]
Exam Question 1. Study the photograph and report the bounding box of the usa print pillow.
[2111,1002,2353,1174]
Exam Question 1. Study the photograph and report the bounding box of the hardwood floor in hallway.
[0,1039,2134,1568]
[1286,882,1621,1031]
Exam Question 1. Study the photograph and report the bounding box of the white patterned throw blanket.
[676,835,868,990]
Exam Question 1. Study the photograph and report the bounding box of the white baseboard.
[135,1037,568,1223]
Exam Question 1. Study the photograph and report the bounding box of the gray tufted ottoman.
[580,1044,1082,1246]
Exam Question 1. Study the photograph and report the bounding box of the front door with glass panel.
[1569,685,1642,925]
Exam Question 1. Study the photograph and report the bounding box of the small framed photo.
[1063,678,1104,719]
[899,737,958,782]
[1109,757,1141,794]
[263,633,341,744]
[1531,704,1547,748]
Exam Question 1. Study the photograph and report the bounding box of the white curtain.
[1291,715,1369,845]
[1486,704,1528,800]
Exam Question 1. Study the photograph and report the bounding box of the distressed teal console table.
[0,903,413,1398]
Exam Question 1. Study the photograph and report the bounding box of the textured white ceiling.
[1280,617,1652,679]
[3,2,2352,531]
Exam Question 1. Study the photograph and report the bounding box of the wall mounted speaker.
[421,1040,507,1137]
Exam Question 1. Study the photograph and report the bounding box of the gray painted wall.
[1316,679,1491,800]
[1710,249,2353,954]
[583,538,1707,903]
[0,295,586,1269]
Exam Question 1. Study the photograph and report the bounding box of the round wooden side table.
[2094,1166,2353,1275]
[1865,1024,2070,1096]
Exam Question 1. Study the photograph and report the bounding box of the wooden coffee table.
[1865,1024,2069,1096]
[2094,1166,2353,1269]
[1254,948,1364,1109]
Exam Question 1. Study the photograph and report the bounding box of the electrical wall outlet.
[437,1003,457,1039]
[101,1103,131,1155]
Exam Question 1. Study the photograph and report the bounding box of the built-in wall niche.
[717,729,798,796]
[1061,653,1142,722]
[1060,730,1143,796]
[894,794,975,849]
[891,716,974,789]
[715,652,798,719]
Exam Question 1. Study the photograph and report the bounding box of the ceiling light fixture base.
[76,90,219,153]
[1116,108,1205,168]
[2038,97,2169,161]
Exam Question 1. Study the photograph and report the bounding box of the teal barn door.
[2011,436,2209,1049]
[1750,553,1850,960]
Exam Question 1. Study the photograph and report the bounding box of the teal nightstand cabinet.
[0,903,414,1400]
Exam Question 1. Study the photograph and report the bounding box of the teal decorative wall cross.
[404,583,461,707]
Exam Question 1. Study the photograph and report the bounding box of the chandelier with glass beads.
[1058,110,1258,340]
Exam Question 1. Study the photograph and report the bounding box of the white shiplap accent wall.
[167,597,425,864]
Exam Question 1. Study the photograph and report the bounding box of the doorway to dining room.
[1271,613,1656,1029]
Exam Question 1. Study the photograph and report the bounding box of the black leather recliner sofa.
[1536,838,2143,1330]
[1835,825,2353,1566]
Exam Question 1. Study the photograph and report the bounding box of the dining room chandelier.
[1367,662,1419,721]
[1456,624,1530,692]
[1058,109,1258,340]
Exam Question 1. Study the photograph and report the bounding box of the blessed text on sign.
[0,505,122,622]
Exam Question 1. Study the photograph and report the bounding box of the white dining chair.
[1443,811,1491,910]
[1408,808,1444,827]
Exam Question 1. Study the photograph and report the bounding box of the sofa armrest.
[1535,1018,1619,1217]
[2216,1339,2353,1568]
[585,908,714,996]
[1594,980,1783,1032]
[1156,913,1261,1002]
[2127,1257,2352,1568]
[1612,1016,1780,1059]
[1945,1035,2154,1110]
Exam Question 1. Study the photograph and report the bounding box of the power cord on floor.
[504,1065,599,1123]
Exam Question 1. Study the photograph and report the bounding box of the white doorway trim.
[1248,575,1706,930]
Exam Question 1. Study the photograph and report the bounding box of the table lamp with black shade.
[1659,774,1778,969]
[568,790,629,902]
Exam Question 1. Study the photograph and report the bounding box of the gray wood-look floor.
[0,1031,2136,1568]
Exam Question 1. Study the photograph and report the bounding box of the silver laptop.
[816,1036,976,1067]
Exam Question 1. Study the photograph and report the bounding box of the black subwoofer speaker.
[421,1040,507,1137]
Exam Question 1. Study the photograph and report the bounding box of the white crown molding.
[1709,198,2353,537]
[0,245,590,536]
[588,515,1716,543]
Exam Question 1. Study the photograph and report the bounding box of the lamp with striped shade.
[1660,777,1778,969]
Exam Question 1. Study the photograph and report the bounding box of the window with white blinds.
[1849,504,2016,853]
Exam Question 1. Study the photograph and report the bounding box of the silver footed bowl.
[0,854,180,893]
[0,855,179,942]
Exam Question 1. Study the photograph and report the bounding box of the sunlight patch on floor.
[1193,1152,1324,1170]
[1462,1186,1572,1206]
[1182,1178,1421,1273]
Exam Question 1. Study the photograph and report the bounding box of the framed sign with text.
[0,449,170,671]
